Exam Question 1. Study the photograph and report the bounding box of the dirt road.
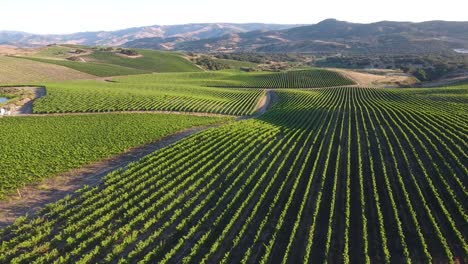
[0,90,272,227]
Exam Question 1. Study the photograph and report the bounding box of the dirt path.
[0,125,220,228]
[238,89,272,120]
[0,90,272,227]
[330,68,418,87]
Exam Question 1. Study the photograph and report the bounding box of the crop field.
[0,56,93,85]
[33,73,265,115]
[1,86,466,263]
[20,57,149,77]
[0,114,228,198]
[87,50,202,72]
[208,69,355,88]
[18,47,201,77]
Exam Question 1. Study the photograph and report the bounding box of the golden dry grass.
[0,56,94,85]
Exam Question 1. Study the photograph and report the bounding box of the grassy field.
[20,57,148,77]
[17,46,201,77]
[1,86,466,263]
[0,114,228,198]
[212,58,258,69]
[0,56,93,85]
[33,73,266,115]
[88,50,202,72]
[30,46,73,59]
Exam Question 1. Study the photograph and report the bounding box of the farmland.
[0,56,93,85]
[16,46,201,77]
[1,85,466,263]
[208,69,355,88]
[32,73,264,115]
[0,114,229,198]
[32,69,349,114]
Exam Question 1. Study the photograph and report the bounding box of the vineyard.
[1,86,466,263]
[208,69,355,88]
[32,73,265,115]
[0,114,228,198]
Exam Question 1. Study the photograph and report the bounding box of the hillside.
[171,19,468,54]
[15,46,201,76]
[0,23,299,47]
[0,56,93,85]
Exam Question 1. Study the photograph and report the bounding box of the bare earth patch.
[0,45,39,56]
[0,56,94,85]
[331,68,419,87]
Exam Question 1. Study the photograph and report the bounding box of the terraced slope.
[0,56,93,85]
[1,86,466,263]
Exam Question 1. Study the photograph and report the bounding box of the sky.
[2,0,467,34]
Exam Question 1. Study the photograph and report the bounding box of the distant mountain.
[0,23,300,47]
[153,19,468,54]
[3,20,468,55]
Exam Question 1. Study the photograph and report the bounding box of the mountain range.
[2,19,468,54]
[0,23,298,47]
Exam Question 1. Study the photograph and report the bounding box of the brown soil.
[0,55,94,84]
[0,90,272,227]
[238,89,272,120]
[0,45,39,56]
[331,68,419,87]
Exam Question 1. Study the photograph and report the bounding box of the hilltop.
[171,19,468,54]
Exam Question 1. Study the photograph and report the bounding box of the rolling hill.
[0,23,299,47]
[13,46,202,76]
[0,56,93,85]
[169,19,468,54]
[4,20,468,55]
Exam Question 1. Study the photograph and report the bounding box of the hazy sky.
[2,0,467,34]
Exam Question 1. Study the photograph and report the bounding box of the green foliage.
[0,114,227,198]
[316,54,468,81]
[32,46,72,59]
[33,73,265,115]
[192,56,257,71]
[20,57,147,77]
[193,56,231,71]
[1,86,466,263]
[88,49,201,72]
[18,48,201,77]
[208,69,355,88]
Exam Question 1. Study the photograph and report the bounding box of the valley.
[0,16,467,264]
